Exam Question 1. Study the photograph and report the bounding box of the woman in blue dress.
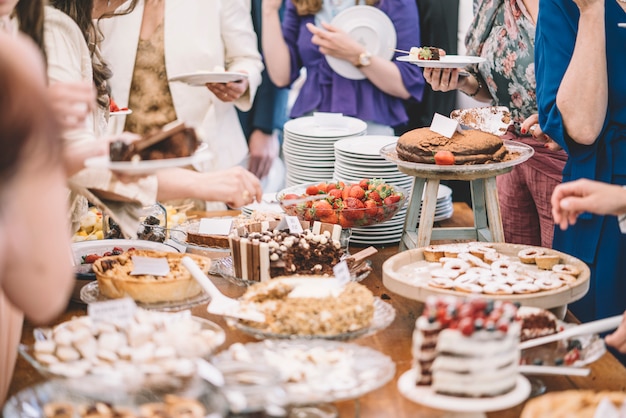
[535,0,626,324]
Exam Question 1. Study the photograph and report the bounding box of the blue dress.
[282,0,425,128]
[536,0,626,322]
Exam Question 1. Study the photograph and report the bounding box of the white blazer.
[98,0,263,170]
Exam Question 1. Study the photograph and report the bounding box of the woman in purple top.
[262,0,425,133]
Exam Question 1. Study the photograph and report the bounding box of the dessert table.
[7,203,626,417]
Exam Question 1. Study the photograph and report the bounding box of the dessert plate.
[213,340,395,405]
[396,54,486,68]
[110,108,132,116]
[225,297,395,341]
[398,370,531,412]
[325,6,396,80]
[169,71,248,85]
[84,143,212,175]
[80,280,210,312]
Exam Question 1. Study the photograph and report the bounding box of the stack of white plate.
[333,136,453,245]
[283,114,367,187]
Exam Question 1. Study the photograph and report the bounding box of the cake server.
[519,315,622,351]
[182,256,266,323]
[450,106,512,136]
[519,365,591,376]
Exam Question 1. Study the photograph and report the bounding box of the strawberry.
[338,213,354,228]
[83,254,101,264]
[367,190,382,203]
[110,97,120,112]
[364,199,378,217]
[328,188,343,200]
[348,185,366,200]
[343,197,365,220]
[313,200,334,218]
[359,178,370,189]
[434,150,455,165]
[320,212,339,224]
[283,193,299,201]
[384,196,401,206]
[305,185,320,195]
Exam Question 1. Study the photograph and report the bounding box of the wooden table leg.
[416,179,440,248]
[484,176,505,242]
[470,178,492,242]
[399,177,425,251]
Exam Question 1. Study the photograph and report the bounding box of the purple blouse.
[282,0,425,127]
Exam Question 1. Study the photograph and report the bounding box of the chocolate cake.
[229,221,344,282]
[110,121,199,162]
[396,127,509,165]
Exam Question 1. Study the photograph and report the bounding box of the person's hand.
[247,129,279,180]
[305,22,364,64]
[64,140,107,176]
[48,81,96,130]
[570,0,604,13]
[605,311,626,354]
[206,77,249,103]
[520,114,562,151]
[422,57,468,93]
[551,179,626,230]
[198,166,262,208]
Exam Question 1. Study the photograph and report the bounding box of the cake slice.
[109,121,199,162]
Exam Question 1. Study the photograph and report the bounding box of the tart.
[92,250,210,303]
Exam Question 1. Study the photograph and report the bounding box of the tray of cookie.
[382,242,590,310]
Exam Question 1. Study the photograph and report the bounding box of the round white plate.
[334,135,399,156]
[325,6,396,80]
[396,54,486,68]
[85,143,212,175]
[398,369,531,412]
[213,340,395,406]
[72,239,178,266]
[284,115,367,138]
[110,109,132,116]
[169,71,248,86]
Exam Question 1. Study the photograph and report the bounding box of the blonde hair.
[291,0,379,16]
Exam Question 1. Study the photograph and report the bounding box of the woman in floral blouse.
[423,0,567,248]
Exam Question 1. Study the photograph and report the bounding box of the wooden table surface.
[8,203,626,417]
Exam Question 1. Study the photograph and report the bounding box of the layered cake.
[238,277,375,336]
[229,221,343,282]
[412,296,520,397]
[517,307,559,342]
[92,250,210,303]
[109,121,199,162]
[396,127,509,165]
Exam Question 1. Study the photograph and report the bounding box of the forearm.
[156,168,203,201]
[261,8,292,87]
[458,72,493,103]
[556,3,607,145]
[359,58,411,99]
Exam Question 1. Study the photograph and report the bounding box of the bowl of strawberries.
[277,179,407,228]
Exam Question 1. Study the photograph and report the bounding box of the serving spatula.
[519,315,622,351]
[182,256,266,323]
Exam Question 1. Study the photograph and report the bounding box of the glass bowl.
[3,376,228,418]
[276,180,407,228]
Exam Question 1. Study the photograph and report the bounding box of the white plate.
[110,109,132,116]
[85,143,212,175]
[325,6,396,80]
[334,135,399,156]
[169,71,248,86]
[72,239,178,266]
[80,281,210,312]
[284,115,367,138]
[397,54,486,68]
[398,369,531,412]
[213,340,395,405]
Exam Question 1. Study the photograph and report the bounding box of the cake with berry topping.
[228,221,344,282]
[397,127,509,165]
[412,296,521,397]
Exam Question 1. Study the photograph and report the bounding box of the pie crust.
[92,250,210,303]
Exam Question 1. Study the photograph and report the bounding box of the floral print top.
[465,0,536,131]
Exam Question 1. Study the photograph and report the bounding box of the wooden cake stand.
[381,243,590,315]
[380,141,534,250]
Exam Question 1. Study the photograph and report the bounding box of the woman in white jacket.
[95,0,264,172]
